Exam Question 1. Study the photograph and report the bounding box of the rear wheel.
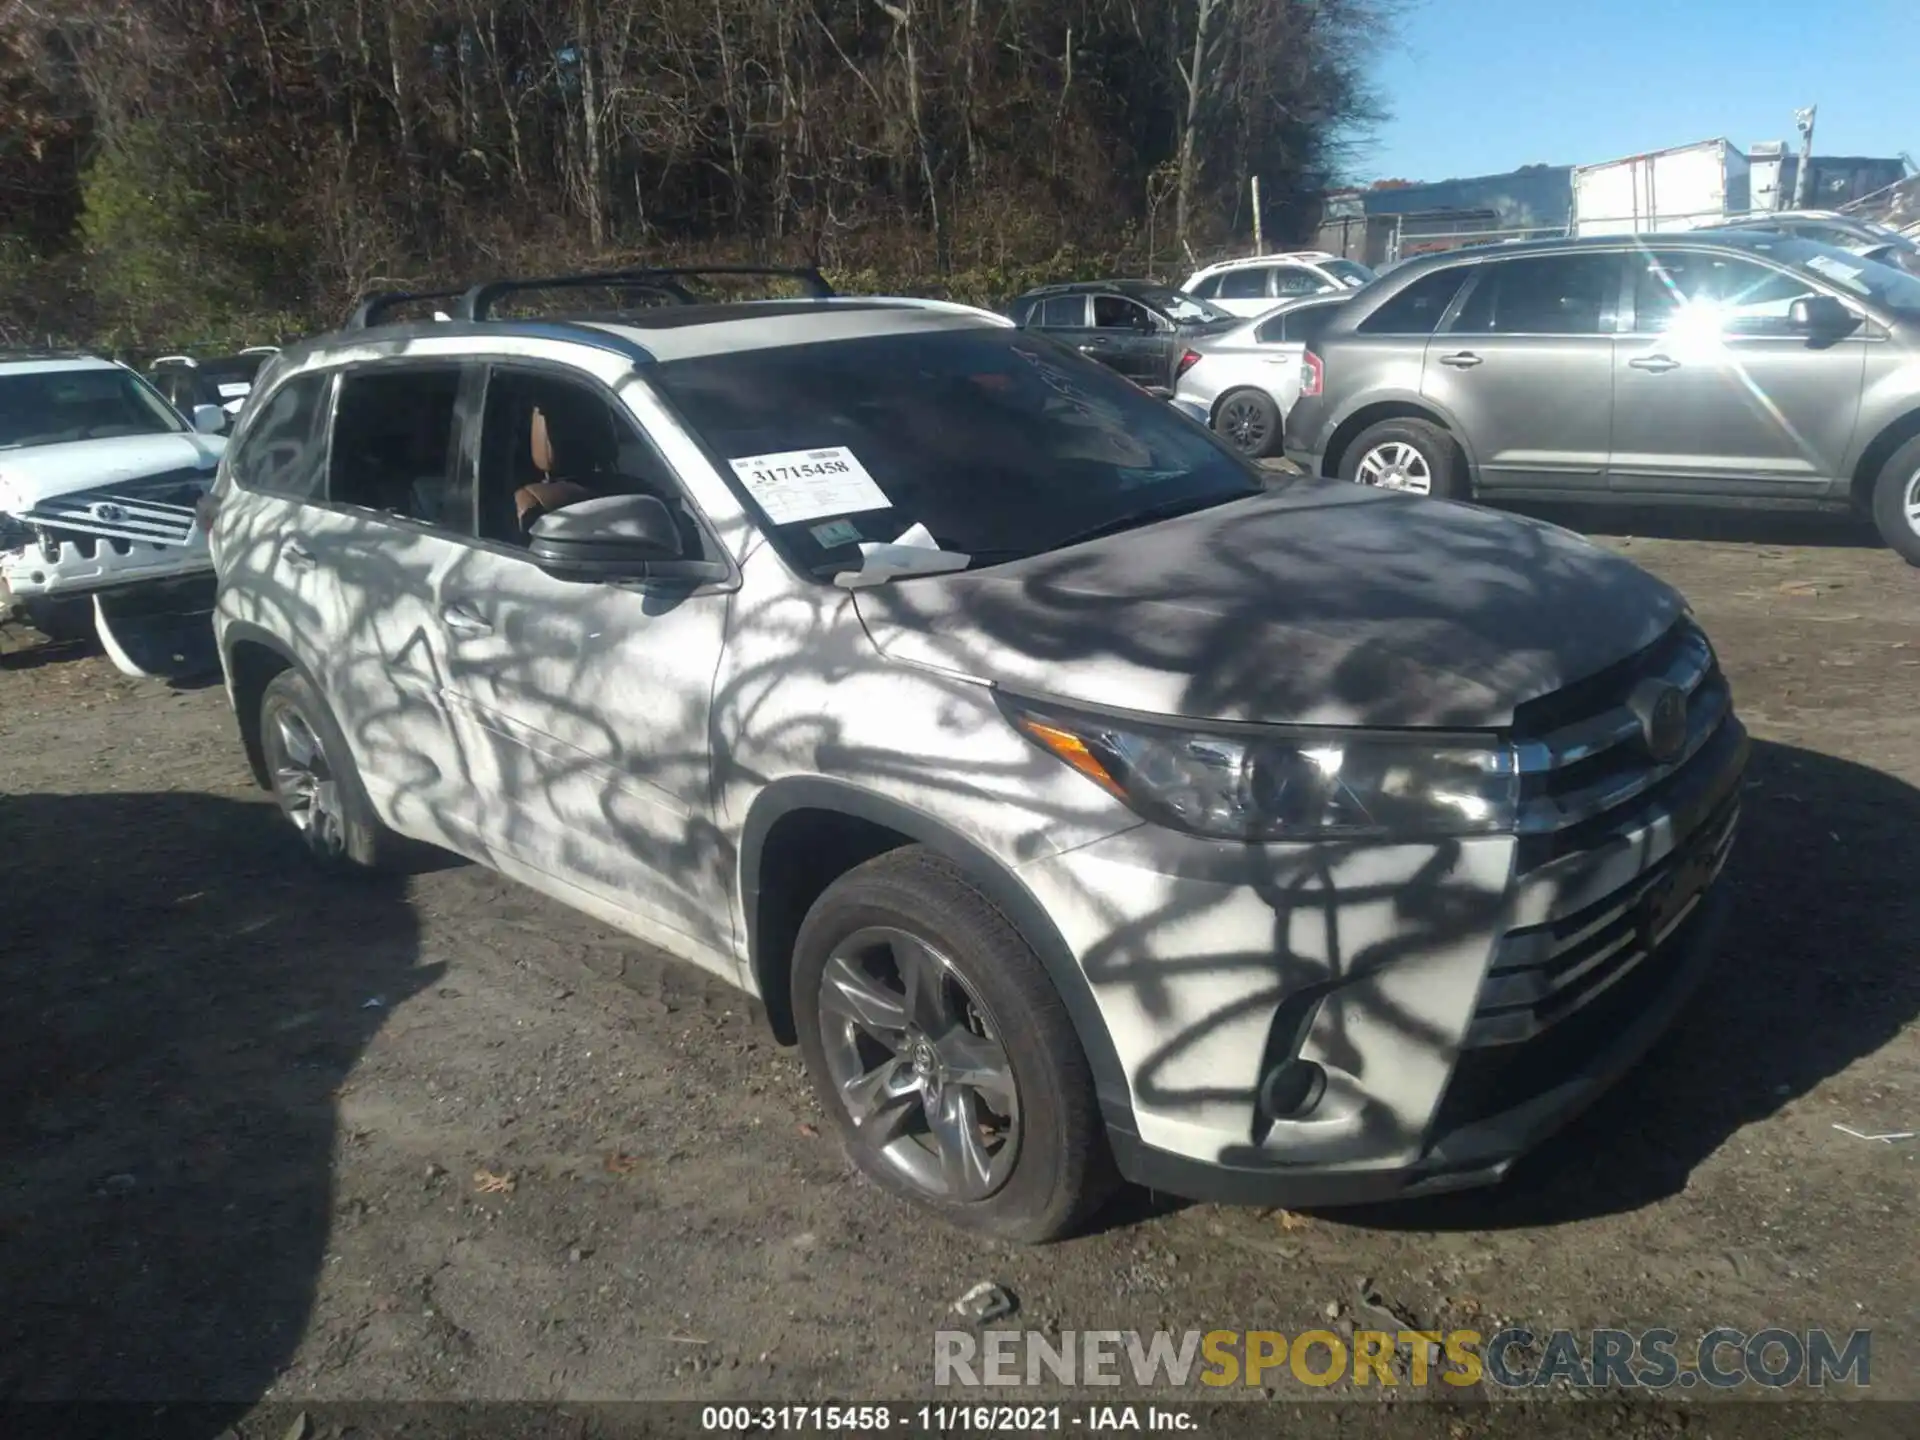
[792,847,1113,1243]
[1339,417,1466,500]
[1213,388,1282,458]
[1869,433,1920,567]
[258,669,389,872]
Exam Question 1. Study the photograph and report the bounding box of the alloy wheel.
[1355,441,1434,495]
[265,700,347,860]
[1218,395,1271,454]
[815,925,1022,1201]
[1905,466,1920,536]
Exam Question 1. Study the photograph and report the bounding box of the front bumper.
[1015,711,1747,1210]
[1108,885,1727,1207]
[1,532,213,604]
[1169,397,1210,426]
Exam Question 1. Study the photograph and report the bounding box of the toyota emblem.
[90,501,129,524]
[1629,678,1688,764]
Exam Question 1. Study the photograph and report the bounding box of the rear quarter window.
[1357,267,1473,335]
[230,372,331,501]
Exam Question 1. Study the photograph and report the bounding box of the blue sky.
[1358,0,1919,184]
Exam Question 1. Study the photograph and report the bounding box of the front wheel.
[1339,417,1466,500]
[1213,388,1282,458]
[791,847,1113,1243]
[1870,433,1920,567]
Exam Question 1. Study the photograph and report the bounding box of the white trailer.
[1571,138,1752,236]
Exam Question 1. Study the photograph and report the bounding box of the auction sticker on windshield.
[729,446,890,525]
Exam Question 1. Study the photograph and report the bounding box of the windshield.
[649,327,1263,579]
[0,367,187,449]
[1321,258,1376,287]
[1780,237,1920,316]
[1132,286,1232,324]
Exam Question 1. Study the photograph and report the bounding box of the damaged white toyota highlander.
[205,271,1747,1242]
[0,351,227,672]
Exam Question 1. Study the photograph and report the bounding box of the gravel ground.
[2,508,1916,1438]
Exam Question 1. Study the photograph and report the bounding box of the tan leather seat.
[514,406,596,534]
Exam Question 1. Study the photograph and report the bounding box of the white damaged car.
[0,351,228,675]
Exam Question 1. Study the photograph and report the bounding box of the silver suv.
[204,270,1747,1241]
[1283,231,1920,564]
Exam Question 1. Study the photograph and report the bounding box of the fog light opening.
[1258,1059,1327,1121]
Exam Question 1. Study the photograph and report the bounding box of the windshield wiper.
[1045,493,1244,552]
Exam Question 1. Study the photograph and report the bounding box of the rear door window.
[1451,253,1620,335]
[326,366,471,531]
[1036,295,1087,328]
[1218,268,1273,301]
[1271,267,1328,299]
[1258,303,1343,346]
[1357,268,1472,335]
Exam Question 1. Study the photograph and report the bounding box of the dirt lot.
[3,511,1917,1435]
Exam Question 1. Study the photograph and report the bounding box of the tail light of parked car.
[1299,350,1324,398]
[1175,349,1203,380]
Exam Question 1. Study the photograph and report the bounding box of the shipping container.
[1572,138,1752,236]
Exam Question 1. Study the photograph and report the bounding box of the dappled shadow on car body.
[1323,738,1920,1231]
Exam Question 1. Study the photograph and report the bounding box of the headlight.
[1002,696,1518,841]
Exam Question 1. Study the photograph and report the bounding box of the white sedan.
[1169,294,1350,458]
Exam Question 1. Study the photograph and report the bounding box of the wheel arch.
[738,777,1135,1131]
[220,621,305,790]
[1322,397,1478,487]
[1207,384,1278,425]
[1847,408,1920,514]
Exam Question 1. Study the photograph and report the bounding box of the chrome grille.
[1467,783,1739,1047]
[14,468,209,550]
[1451,616,1747,1055]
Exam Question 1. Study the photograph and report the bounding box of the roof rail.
[238,345,282,355]
[455,265,833,322]
[149,354,198,367]
[345,287,472,331]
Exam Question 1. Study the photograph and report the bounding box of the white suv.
[1182,252,1377,316]
[1,351,228,666]
[203,269,1746,1241]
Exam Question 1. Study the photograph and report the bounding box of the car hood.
[852,479,1685,729]
[0,432,224,511]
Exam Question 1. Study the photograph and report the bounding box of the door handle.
[1437,352,1483,369]
[440,603,494,637]
[281,540,316,571]
[1629,354,1682,373]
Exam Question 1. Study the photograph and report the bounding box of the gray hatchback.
[1283,230,1920,564]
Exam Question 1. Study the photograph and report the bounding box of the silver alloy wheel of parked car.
[1354,440,1434,494]
[263,696,347,861]
[816,924,1022,1201]
[1905,467,1920,536]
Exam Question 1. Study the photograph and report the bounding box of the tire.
[21,598,94,646]
[257,669,390,873]
[1212,388,1282,458]
[1338,416,1466,500]
[792,846,1114,1243]
[1869,432,1920,567]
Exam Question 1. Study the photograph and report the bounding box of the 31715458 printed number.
[742,457,853,486]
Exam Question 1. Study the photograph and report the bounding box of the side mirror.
[1789,295,1853,335]
[526,492,725,585]
[191,404,227,434]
